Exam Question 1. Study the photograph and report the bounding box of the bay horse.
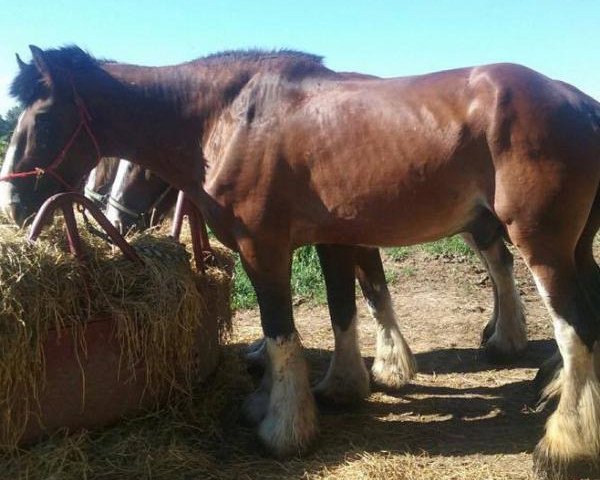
[106,157,526,370]
[1,153,118,224]
[2,46,599,477]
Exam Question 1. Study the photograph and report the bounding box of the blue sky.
[1,0,599,115]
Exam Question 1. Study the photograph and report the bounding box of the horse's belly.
[292,181,484,248]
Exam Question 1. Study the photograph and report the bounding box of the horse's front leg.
[239,241,318,457]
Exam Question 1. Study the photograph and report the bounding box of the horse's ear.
[29,45,64,91]
[29,45,55,89]
[15,53,26,71]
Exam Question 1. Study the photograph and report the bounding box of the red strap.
[0,85,101,190]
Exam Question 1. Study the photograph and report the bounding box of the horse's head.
[105,159,175,234]
[83,157,121,208]
[0,46,102,226]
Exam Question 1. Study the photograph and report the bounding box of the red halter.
[0,85,102,190]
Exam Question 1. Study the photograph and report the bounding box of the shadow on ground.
[411,339,556,374]
[212,341,552,476]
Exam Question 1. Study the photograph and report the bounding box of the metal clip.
[33,168,45,191]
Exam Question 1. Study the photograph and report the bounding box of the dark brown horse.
[3,46,600,477]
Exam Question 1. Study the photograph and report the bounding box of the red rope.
[0,83,102,190]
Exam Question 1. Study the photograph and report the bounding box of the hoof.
[371,348,417,390]
[481,333,527,364]
[312,319,371,407]
[242,389,270,425]
[371,362,415,390]
[533,442,600,480]
[256,332,319,458]
[244,338,267,373]
[372,328,417,390]
[534,372,600,478]
[257,394,318,458]
[312,371,370,407]
[480,297,527,365]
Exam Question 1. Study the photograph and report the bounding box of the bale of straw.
[0,215,233,450]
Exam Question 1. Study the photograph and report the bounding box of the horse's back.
[204,62,600,247]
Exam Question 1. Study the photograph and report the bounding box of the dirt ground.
[4,244,563,479]
[223,246,558,480]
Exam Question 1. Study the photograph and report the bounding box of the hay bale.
[0,216,233,450]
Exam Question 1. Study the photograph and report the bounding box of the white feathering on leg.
[313,315,370,404]
[258,333,318,457]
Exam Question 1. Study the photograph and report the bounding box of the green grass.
[385,246,410,261]
[421,235,473,257]
[386,236,473,262]
[0,137,8,164]
[231,236,474,310]
[231,260,257,310]
[232,246,325,310]
[400,266,416,277]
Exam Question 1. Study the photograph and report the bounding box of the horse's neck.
[101,61,252,125]
[93,62,255,192]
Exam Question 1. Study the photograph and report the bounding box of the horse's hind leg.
[354,247,417,389]
[507,211,600,476]
[462,232,527,362]
[528,259,600,477]
[534,195,600,410]
[312,245,370,405]
[239,240,317,457]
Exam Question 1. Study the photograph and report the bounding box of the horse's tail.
[573,145,600,332]
[570,101,600,331]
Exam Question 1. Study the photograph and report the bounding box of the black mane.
[198,48,324,65]
[10,46,327,106]
[10,45,100,105]
[193,48,328,79]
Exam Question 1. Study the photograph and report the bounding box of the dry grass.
[0,215,233,453]
[0,214,567,479]
[0,349,252,480]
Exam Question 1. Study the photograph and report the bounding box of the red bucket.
[20,313,219,444]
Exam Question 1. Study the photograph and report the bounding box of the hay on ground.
[0,215,233,451]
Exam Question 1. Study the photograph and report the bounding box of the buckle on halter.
[33,167,45,191]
